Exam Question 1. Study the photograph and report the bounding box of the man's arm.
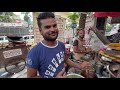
[54,68,67,78]
[73,40,82,53]
[64,54,91,69]
[26,47,41,78]
[27,67,42,78]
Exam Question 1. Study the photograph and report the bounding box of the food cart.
[0,36,29,74]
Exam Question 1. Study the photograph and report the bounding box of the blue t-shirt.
[26,40,66,78]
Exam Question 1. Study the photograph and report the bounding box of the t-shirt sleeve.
[73,39,78,46]
[26,47,39,69]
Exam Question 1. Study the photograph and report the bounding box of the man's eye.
[53,24,57,27]
[45,26,51,29]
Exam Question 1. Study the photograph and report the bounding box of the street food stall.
[97,43,120,78]
[66,12,120,78]
[93,12,120,78]
[86,26,120,78]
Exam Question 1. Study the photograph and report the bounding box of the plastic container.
[65,44,71,53]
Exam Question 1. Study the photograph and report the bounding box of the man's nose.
[50,26,55,31]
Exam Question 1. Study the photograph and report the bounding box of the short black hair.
[118,29,120,32]
[37,12,55,29]
[76,28,84,35]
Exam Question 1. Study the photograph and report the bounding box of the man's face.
[40,18,59,41]
[78,30,85,39]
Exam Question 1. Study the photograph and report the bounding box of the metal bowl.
[67,73,85,78]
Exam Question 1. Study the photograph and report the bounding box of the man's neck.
[78,38,84,41]
[42,40,57,47]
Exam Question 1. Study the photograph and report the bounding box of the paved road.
[0,67,27,78]
[11,67,27,78]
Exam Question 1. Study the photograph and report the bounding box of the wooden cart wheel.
[4,58,26,74]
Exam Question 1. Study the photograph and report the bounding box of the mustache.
[49,31,57,35]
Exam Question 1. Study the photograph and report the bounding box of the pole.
[73,28,74,38]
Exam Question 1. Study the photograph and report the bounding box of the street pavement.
[0,67,27,78]
[11,67,27,78]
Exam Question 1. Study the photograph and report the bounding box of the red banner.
[94,12,108,17]
[94,12,120,17]
[108,12,120,17]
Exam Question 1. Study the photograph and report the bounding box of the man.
[26,12,91,78]
[73,28,92,61]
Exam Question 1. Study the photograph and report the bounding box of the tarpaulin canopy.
[94,12,120,17]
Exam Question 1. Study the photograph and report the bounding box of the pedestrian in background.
[73,28,93,61]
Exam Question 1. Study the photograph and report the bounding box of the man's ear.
[39,29,42,35]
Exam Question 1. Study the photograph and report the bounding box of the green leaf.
[0,12,16,22]
[68,12,79,23]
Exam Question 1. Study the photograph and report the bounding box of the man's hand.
[55,68,67,78]
[78,61,92,69]
[86,48,92,53]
